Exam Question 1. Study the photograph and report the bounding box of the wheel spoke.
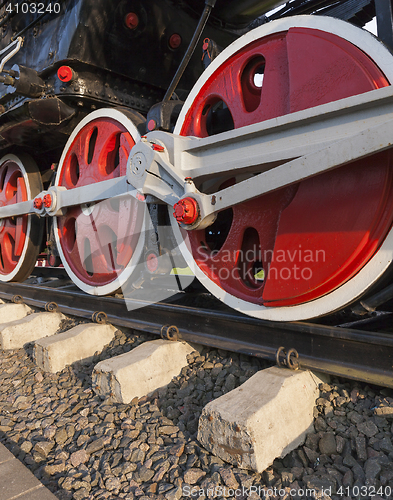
[0,233,16,272]
[69,128,89,185]
[114,198,138,267]
[13,177,27,256]
[3,218,17,241]
[119,132,135,176]
[2,165,15,195]
[85,217,117,275]
[0,189,6,205]
[84,120,124,181]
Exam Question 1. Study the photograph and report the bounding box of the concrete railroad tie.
[198,366,324,473]
[93,339,200,404]
[0,311,65,350]
[34,323,117,373]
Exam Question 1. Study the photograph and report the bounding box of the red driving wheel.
[173,16,393,320]
[0,153,43,282]
[54,109,146,295]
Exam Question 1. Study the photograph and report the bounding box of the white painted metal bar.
[0,37,22,74]
[0,200,33,218]
[200,117,393,217]
[174,86,393,179]
[0,177,133,219]
[55,176,131,211]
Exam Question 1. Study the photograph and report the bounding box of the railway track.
[0,1,393,395]
[0,268,392,389]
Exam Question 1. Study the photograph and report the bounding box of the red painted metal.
[43,194,52,209]
[56,117,144,286]
[152,144,165,152]
[146,252,159,273]
[57,66,74,83]
[173,197,199,224]
[169,33,182,49]
[49,254,57,267]
[34,197,43,209]
[147,119,156,131]
[0,159,28,275]
[125,12,139,30]
[180,28,393,307]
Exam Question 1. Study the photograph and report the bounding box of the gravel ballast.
[0,324,392,500]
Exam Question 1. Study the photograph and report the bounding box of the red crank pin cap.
[34,197,43,210]
[43,194,53,209]
[125,12,139,29]
[173,197,199,225]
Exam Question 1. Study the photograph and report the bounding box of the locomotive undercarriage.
[1,0,393,324]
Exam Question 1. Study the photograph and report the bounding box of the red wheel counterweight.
[173,17,393,321]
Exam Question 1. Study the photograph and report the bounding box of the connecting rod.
[128,84,393,229]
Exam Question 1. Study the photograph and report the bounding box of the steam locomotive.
[0,0,392,322]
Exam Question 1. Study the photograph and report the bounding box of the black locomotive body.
[0,0,261,161]
[0,0,379,161]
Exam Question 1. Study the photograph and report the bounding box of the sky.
[365,17,377,35]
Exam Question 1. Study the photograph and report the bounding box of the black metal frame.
[375,0,393,50]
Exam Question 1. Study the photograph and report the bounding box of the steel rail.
[0,279,392,388]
